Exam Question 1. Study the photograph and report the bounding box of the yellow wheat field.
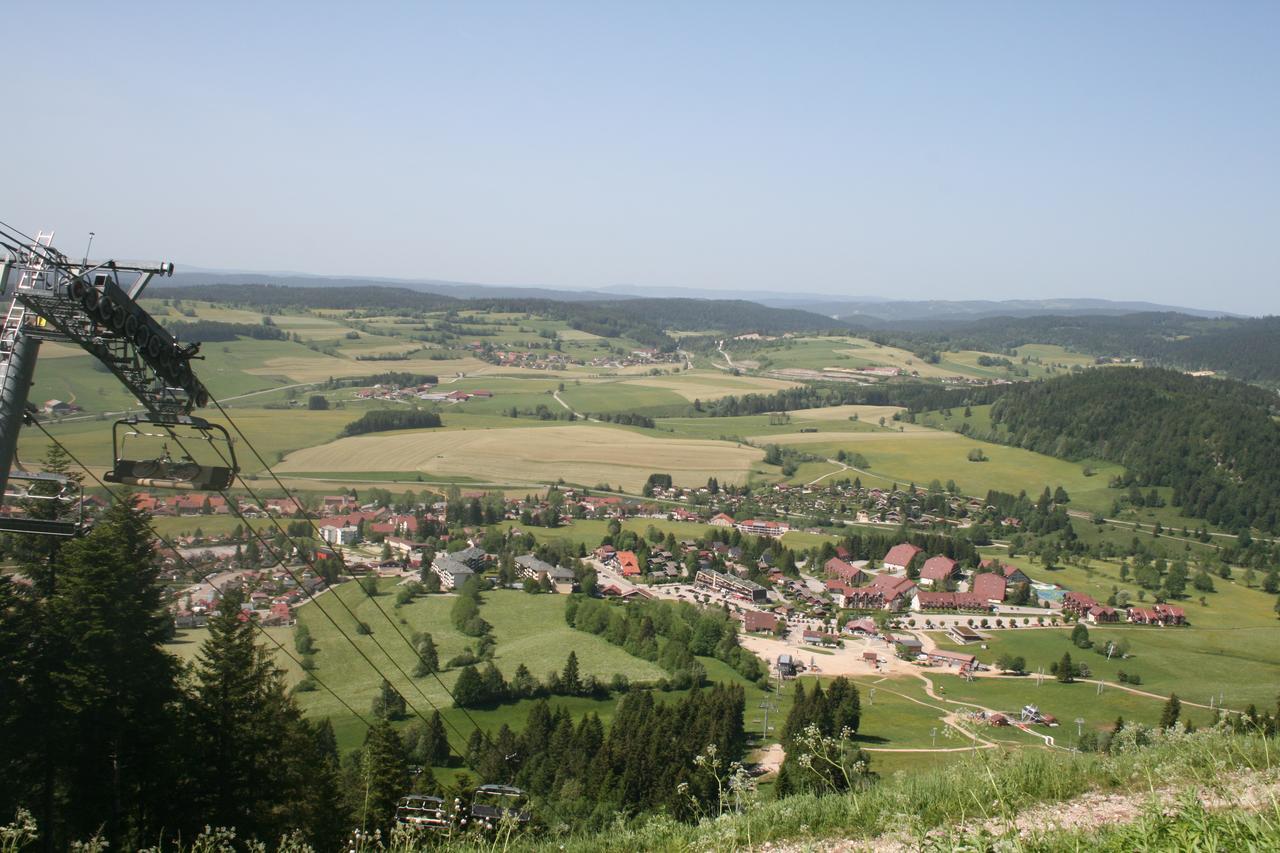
[277,424,763,490]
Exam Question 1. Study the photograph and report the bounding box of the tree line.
[162,319,289,342]
[340,408,443,436]
[566,595,767,686]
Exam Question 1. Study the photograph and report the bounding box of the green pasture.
[764,429,1123,512]
[931,672,1216,736]
[655,413,881,442]
[1014,344,1100,368]
[559,382,690,415]
[291,583,668,750]
[933,553,1280,708]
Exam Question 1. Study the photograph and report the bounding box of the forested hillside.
[991,369,1280,531]
[870,313,1280,384]
[149,285,847,351]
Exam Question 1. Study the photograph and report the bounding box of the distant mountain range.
[167,270,1239,320]
[832,298,1237,323]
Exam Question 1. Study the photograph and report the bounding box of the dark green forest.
[991,369,1280,532]
[870,313,1280,383]
[340,409,444,436]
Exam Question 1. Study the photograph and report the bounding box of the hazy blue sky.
[8,1,1278,313]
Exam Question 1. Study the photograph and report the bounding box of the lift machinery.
[0,226,237,536]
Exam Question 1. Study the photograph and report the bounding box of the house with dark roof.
[802,629,840,647]
[431,555,474,590]
[946,624,985,644]
[452,546,488,571]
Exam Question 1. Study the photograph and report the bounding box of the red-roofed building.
[881,543,922,573]
[972,572,1008,602]
[844,573,917,610]
[1063,591,1097,617]
[1153,603,1187,626]
[617,551,641,577]
[802,629,840,647]
[825,557,868,585]
[709,513,735,527]
[919,556,958,587]
[912,591,991,612]
[735,518,790,538]
[1128,606,1159,625]
[265,497,306,516]
[844,617,878,636]
[742,610,781,634]
[1086,605,1121,624]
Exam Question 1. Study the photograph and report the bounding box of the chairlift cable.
[151,419,475,752]
[34,422,467,764]
[204,392,498,748]
[26,417,376,729]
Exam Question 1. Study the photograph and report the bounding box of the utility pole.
[1075,717,1085,738]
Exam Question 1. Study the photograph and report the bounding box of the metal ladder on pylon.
[0,232,54,385]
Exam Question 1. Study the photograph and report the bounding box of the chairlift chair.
[394,794,450,831]
[467,784,531,831]
[0,470,86,536]
[103,415,238,491]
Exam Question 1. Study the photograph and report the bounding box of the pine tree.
[189,585,339,844]
[360,719,409,833]
[371,678,407,720]
[1160,693,1182,729]
[1056,652,1075,683]
[561,650,583,695]
[453,665,484,707]
[45,496,183,847]
[1070,623,1091,648]
[413,633,439,677]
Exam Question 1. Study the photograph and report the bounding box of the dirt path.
[551,389,598,422]
[764,768,1280,851]
[805,458,851,486]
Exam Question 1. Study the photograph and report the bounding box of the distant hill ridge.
[147,283,850,348]
[168,271,1234,319]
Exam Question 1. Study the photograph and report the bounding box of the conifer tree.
[412,632,438,677]
[453,664,484,707]
[45,496,183,848]
[561,650,583,695]
[1056,652,1075,683]
[360,719,409,833]
[189,585,343,845]
[1160,693,1182,729]
[371,678,407,720]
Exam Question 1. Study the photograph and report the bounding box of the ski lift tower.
[0,226,235,535]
